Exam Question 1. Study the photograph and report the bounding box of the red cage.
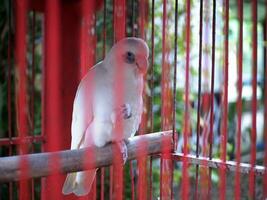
[0,0,266,199]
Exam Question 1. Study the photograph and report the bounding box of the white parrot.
[62,37,149,196]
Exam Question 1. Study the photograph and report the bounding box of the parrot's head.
[105,37,149,76]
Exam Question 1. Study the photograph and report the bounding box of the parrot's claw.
[122,103,132,119]
[116,140,128,164]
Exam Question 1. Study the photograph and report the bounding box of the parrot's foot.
[112,103,132,123]
[115,140,128,164]
[122,103,132,119]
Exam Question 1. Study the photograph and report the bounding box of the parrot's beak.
[136,55,148,74]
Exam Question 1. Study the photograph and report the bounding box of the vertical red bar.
[148,1,155,199]
[113,0,126,42]
[219,0,229,199]
[194,0,203,199]
[113,1,126,199]
[209,0,216,156]
[138,0,148,39]
[130,162,135,200]
[107,1,114,199]
[171,0,179,199]
[137,144,147,200]
[112,65,124,200]
[44,0,61,154]
[101,1,107,199]
[173,0,178,156]
[30,11,36,140]
[7,0,13,199]
[249,0,257,198]
[109,166,114,199]
[209,0,216,161]
[129,1,136,199]
[161,0,172,131]
[80,1,97,199]
[264,1,267,197]
[208,0,216,198]
[15,0,30,199]
[40,1,83,199]
[15,0,28,156]
[43,0,62,199]
[181,0,190,199]
[199,95,210,199]
[137,0,149,199]
[30,11,36,200]
[235,0,243,199]
[41,8,46,200]
[112,68,124,200]
[160,0,173,199]
[199,0,211,198]
[80,0,96,77]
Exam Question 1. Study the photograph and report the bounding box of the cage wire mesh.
[0,0,266,199]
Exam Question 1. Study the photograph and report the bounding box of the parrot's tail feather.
[73,170,96,196]
[62,170,96,196]
[62,173,77,195]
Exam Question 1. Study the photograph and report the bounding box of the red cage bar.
[181,0,191,199]
[219,0,229,199]
[148,1,155,199]
[43,1,62,199]
[160,0,173,199]
[7,0,13,197]
[136,1,149,199]
[194,0,203,198]
[100,1,107,199]
[15,0,30,199]
[235,0,243,199]
[113,1,126,199]
[30,12,36,199]
[250,0,258,198]
[207,0,216,198]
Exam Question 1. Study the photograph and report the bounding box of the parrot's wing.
[70,62,104,149]
[63,62,104,196]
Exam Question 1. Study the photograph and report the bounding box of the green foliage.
[0,0,11,138]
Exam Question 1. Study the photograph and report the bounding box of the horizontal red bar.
[172,153,265,176]
[0,135,45,146]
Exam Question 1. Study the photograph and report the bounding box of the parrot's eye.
[125,51,135,64]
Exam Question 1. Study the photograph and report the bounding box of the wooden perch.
[0,131,173,182]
